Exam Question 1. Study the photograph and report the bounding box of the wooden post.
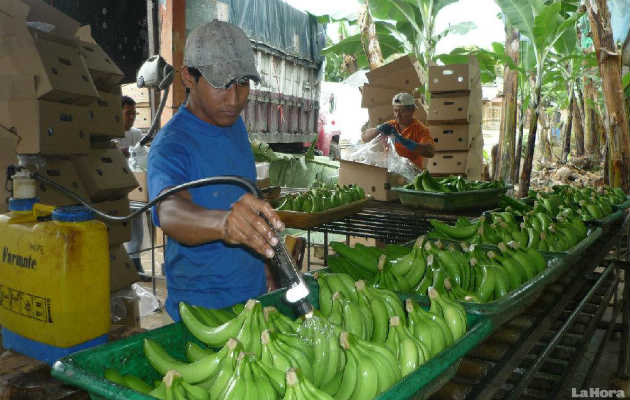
[159,0,187,127]
[586,0,630,190]
[497,26,519,183]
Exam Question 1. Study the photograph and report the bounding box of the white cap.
[392,92,415,106]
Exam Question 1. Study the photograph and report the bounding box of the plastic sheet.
[345,134,420,181]
[186,0,325,64]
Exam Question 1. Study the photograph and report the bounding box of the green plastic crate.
[392,186,509,211]
[52,280,492,400]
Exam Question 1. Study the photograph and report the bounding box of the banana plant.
[494,0,580,197]
[368,0,476,100]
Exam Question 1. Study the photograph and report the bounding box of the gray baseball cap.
[392,92,415,106]
[184,20,261,88]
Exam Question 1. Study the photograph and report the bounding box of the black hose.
[32,172,259,222]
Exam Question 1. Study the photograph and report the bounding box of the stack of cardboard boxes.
[0,1,140,298]
[361,55,427,127]
[426,57,483,179]
[338,56,426,202]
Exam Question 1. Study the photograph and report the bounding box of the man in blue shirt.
[148,21,284,321]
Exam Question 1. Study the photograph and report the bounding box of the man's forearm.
[157,192,228,246]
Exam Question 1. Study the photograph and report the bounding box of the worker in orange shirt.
[361,92,434,168]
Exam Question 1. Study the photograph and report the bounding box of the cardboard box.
[77,40,124,93]
[5,28,100,104]
[128,171,148,202]
[93,198,132,245]
[36,157,91,206]
[109,245,140,293]
[429,58,480,94]
[0,126,18,213]
[428,93,481,125]
[361,85,401,108]
[338,160,406,201]
[22,0,81,39]
[73,148,139,202]
[121,83,150,107]
[134,106,152,129]
[1,99,90,155]
[465,135,484,180]
[367,102,428,127]
[426,151,469,175]
[366,55,424,91]
[82,90,124,138]
[429,124,480,152]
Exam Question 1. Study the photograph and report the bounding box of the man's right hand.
[377,123,397,136]
[222,193,285,259]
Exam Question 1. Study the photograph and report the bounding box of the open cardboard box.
[73,148,139,202]
[83,89,124,138]
[429,57,480,94]
[429,123,481,152]
[366,55,425,91]
[92,198,132,246]
[428,89,482,125]
[338,160,407,202]
[1,99,90,155]
[76,26,124,93]
[36,157,91,206]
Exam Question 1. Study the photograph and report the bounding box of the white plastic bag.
[131,283,160,317]
[344,133,420,181]
[128,143,149,172]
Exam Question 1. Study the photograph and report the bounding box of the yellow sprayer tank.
[0,200,110,362]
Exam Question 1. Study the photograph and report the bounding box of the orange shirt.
[389,119,434,168]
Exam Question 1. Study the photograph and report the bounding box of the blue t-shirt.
[147,106,266,321]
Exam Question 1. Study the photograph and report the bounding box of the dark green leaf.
[623,73,630,90]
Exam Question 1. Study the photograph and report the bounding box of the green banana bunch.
[428,287,467,341]
[335,332,402,400]
[143,337,239,384]
[298,315,346,390]
[315,272,358,310]
[217,352,272,400]
[371,255,408,292]
[388,236,427,291]
[159,370,211,400]
[282,369,335,400]
[185,342,214,362]
[405,298,449,357]
[384,316,430,376]
[265,306,300,334]
[179,299,256,348]
[364,286,407,325]
[260,329,314,383]
[198,339,246,397]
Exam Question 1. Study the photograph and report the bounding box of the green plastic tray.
[392,186,509,211]
[52,280,492,400]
